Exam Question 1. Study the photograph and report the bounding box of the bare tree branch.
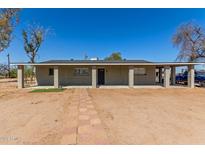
[172,22,205,62]
[22,23,50,63]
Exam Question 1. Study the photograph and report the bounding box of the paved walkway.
[60,89,109,144]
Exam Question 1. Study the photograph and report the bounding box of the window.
[74,68,89,76]
[49,68,54,76]
[134,68,146,75]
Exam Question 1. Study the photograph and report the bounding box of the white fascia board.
[11,62,205,66]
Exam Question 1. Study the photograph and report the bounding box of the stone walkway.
[61,89,109,144]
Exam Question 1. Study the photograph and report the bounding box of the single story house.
[13,60,203,89]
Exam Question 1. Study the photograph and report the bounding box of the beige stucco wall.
[59,66,92,85]
[36,66,92,86]
[102,65,128,85]
[36,65,156,86]
[36,66,54,85]
[134,66,156,85]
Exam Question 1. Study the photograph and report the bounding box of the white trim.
[11,62,205,66]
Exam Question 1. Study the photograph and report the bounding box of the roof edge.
[11,62,205,66]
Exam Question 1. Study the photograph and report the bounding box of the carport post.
[164,66,171,88]
[128,66,134,88]
[92,66,97,88]
[171,66,176,85]
[17,65,24,88]
[188,65,195,88]
[54,66,59,88]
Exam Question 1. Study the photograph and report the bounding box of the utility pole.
[7,53,10,78]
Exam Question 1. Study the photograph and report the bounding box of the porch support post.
[159,67,163,84]
[54,66,59,88]
[164,66,171,88]
[92,66,97,88]
[171,66,176,85]
[188,65,195,88]
[17,65,24,88]
[128,66,134,88]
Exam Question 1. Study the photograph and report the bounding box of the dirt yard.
[0,79,76,144]
[1,79,205,144]
[88,88,205,144]
[0,79,108,144]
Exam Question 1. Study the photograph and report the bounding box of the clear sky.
[1,8,205,63]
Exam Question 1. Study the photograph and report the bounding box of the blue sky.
[1,8,205,63]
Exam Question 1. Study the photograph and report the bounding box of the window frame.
[134,67,146,75]
[49,68,54,76]
[74,68,89,76]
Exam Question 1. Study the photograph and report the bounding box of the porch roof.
[11,60,205,66]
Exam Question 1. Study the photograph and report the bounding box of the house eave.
[11,62,205,66]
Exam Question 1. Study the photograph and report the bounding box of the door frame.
[97,68,105,85]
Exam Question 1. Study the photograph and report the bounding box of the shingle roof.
[40,59,152,64]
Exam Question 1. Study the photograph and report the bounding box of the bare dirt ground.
[0,79,76,144]
[88,88,205,144]
[0,79,108,144]
[1,79,205,144]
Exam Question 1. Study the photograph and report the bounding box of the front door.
[98,68,105,85]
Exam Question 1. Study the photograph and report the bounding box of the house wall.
[36,66,54,85]
[36,65,92,86]
[134,66,156,85]
[36,65,156,86]
[102,65,128,85]
[59,66,92,85]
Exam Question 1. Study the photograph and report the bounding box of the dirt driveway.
[1,79,205,144]
[88,88,205,144]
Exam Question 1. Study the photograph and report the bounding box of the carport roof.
[11,59,205,66]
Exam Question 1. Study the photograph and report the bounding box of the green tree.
[104,52,123,61]
[0,64,17,78]
[172,22,205,62]
[0,64,9,77]
[0,8,20,53]
[10,67,17,78]
[24,66,33,78]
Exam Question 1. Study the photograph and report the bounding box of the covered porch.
[16,62,198,89]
